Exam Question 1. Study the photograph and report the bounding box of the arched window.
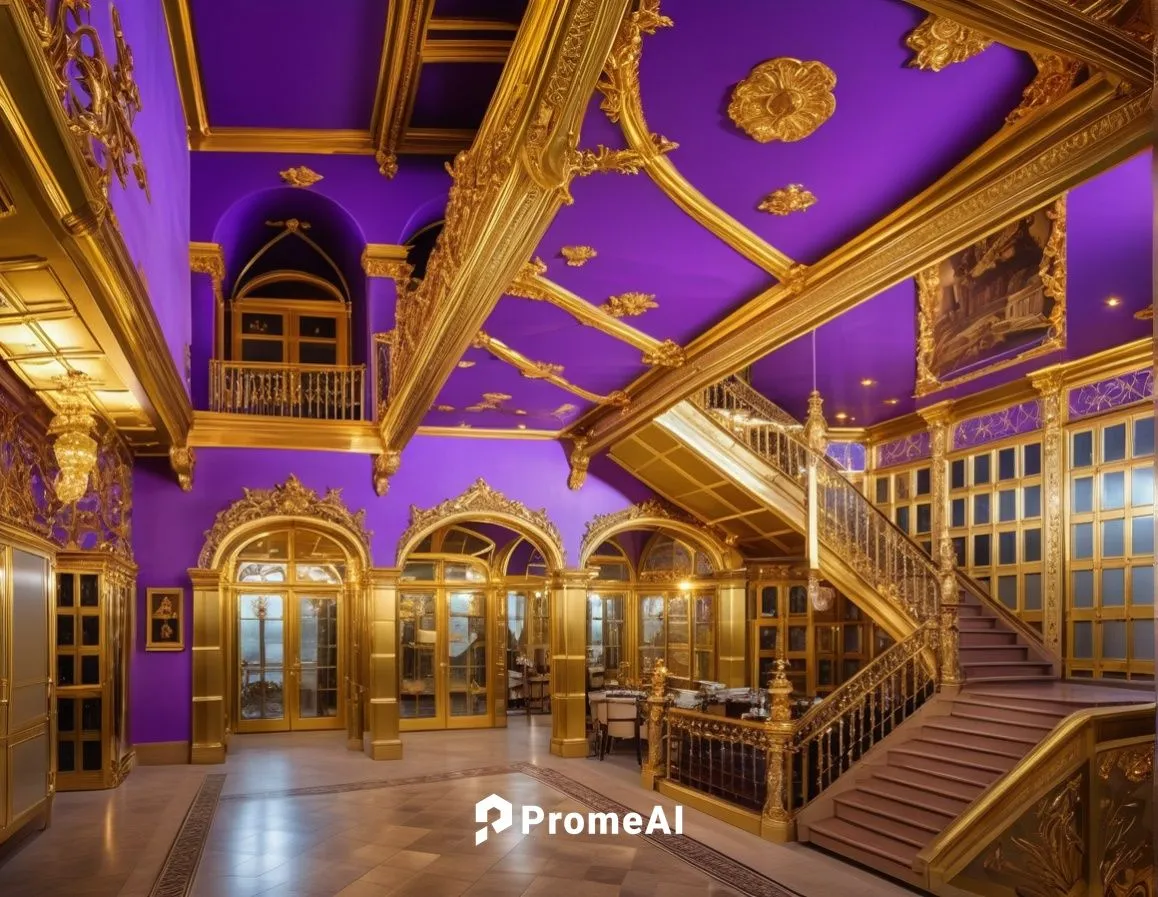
[637,532,716,683]
[587,540,630,674]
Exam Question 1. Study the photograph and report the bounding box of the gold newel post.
[760,657,796,842]
[937,533,962,690]
[641,658,669,789]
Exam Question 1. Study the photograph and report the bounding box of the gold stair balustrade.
[209,360,366,421]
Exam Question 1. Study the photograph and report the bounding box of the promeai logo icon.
[473,794,683,844]
[475,794,514,845]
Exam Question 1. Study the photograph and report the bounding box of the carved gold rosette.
[728,58,836,143]
[905,15,993,71]
[198,475,371,568]
[758,184,816,215]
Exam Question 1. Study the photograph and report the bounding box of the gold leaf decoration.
[435,404,454,412]
[758,184,817,215]
[457,360,476,368]
[596,0,673,122]
[561,246,597,266]
[464,392,511,412]
[641,340,686,367]
[198,475,370,569]
[906,15,993,71]
[1006,54,1084,125]
[602,292,658,317]
[728,58,836,143]
[279,166,324,188]
[1134,304,1153,320]
[551,403,578,420]
[526,361,565,380]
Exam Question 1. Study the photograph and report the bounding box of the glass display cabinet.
[54,551,136,791]
[0,528,55,847]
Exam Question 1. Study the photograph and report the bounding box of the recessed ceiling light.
[834,412,849,421]
[884,398,899,406]
[1105,296,1122,307]
[517,424,527,430]
[859,378,875,387]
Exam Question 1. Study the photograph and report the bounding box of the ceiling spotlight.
[859,378,875,387]
[834,412,849,421]
[517,424,527,430]
[1105,296,1122,308]
[884,398,900,406]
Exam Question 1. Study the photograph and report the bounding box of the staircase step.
[807,817,920,884]
[959,616,1000,631]
[958,630,1020,647]
[954,694,1075,719]
[858,775,972,817]
[915,728,1030,760]
[887,748,1004,786]
[963,661,1055,681]
[956,603,987,618]
[872,766,983,803]
[959,646,1031,664]
[834,791,950,836]
[935,715,1051,745]
[901,739,1020,772]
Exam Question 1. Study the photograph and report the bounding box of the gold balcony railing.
[693,377,940,625]
[209,361,366,421]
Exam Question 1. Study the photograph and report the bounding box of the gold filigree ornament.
[279,166,323,188]
[758,184,816,216]
[25,1,149,201]
[602,292,657,317]
[727,58,836,143]
[905,15,993,72]
[560,246,597,266]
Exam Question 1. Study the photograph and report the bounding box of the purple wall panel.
[952,400,1043,450]
[1069,368,1155,421]
[875,431,931,469]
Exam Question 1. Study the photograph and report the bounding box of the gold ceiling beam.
[397,127,475,155]
[427,18,520,33]
[161,0,209,141]
[375,0,634,490]
[420,39,513,62]
[195,128,375,154]
[473,332,628,407]
[907,0,1152,85]
[572,74,1150,454]
[371,0,437,178]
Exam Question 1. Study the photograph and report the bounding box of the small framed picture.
[146,588,183,651]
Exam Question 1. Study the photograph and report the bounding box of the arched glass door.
[233,528,346,733]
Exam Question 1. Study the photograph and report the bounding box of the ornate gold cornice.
[197,475,371,569]
[1007,53,1085,125]
[193,128,376,154]
[361,244,413,287]
[572,75,1148,453]
[595,3,798,280]
[370,0,436,178]
[472,331,630,407]
[579,498,736,569]
[905,15,993,70]
[397,477,566,567]
[188,411,381,453]
[376,0,634,479]
[189,242,225,280]
[161,0,209,139]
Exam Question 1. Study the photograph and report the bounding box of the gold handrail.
[914,701,1156,889]
[209,360,366,421]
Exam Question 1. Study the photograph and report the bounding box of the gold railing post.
[1031,367,1066,654]
[937,535,961,689]
[641,659,669,789]
[760,658,796,842]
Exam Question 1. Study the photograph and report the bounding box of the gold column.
[188,568,226,764]
[760,659,795,843]
[366,568,402,760]
[920,400,954,552]
[1031,367,1066,654]
[345,573,364,751]
[549,568,593,758]
[938,534,962,689]
[714,570,748,687]
[493,585,508,729]
[641,660,669,790]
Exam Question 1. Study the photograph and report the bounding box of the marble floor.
[0,717,916,897]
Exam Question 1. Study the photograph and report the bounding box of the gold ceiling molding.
[361,244,414,286]
[728,58,837,143]
[194,128,376,154]
[279,166,324,188]
[197,475,371,569]
[1006,53,1085,126]
[396,477,566,567]
[579,498,735,569]
[188,412,381,453]
[595,3,798,280]
[0,173,14,218]
[602,291,657,317]
[1134,304,1153,320]
[473,331,629,407]
[905,15,993,71]
[189,242,225,282]
[416,424,559,439]
[507,263,683,367]
[26,0,149,201]
[161,0,209,139]
[571,76,1147,453]
[758,185,816,216]
[378,0,633,481]
[560,245,597,266]
[371,0,436,178]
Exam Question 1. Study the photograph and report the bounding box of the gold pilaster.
[937,533,962,689]
[346,573,364,750]
[188,568,225,764]
[714,570,748,687]
[366,568,402,759]
[549,568,595,758]
[919,400,954,551]
[760,659,795,842]
[1031,366,1066,653]
[640,659,669,790]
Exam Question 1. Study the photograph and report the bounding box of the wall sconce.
[48,372,98,504]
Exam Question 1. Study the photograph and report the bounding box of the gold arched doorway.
[190,477,371,763]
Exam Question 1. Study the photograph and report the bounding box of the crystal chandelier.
[807,571,835,613]
[48,372,98,504]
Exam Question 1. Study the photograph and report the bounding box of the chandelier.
[807,571,835,612]
[48,372,98,504]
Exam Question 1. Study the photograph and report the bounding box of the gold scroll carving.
[905,15,992,71]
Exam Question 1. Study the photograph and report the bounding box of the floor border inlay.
[149,773,226,897]
[221,763,801,897]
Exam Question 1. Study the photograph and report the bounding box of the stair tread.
[931,717,1047,744]
[914,731,1028,760]
[835,791,949,834]
[873,766,983,802]
[950,708,1059,730]
[859,776,971,815]
[902,739,1019,769]
[808,817,920,868]
[953,696,1078,718]
[888,748,1004,784]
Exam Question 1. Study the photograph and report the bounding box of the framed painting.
[146,587,184,651]
[916,197,1066,396]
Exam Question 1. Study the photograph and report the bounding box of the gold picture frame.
[146,588,184,651]
[916,196,1066,397]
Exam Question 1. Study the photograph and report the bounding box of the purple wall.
[99,0,191,385]
[130,438,654,744]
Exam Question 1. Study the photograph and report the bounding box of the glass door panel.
[238,593,286,730]
[448,591,487,722]
[292,596,340,728]
[401,591,438,722]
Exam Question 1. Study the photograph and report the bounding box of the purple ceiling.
[751,151,1154,426]
[639,0,1036,264]
[410,63,505,130]
[191,0,388,130]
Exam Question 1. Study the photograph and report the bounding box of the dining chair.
[592,697,609,757]
[601,697,639,761]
